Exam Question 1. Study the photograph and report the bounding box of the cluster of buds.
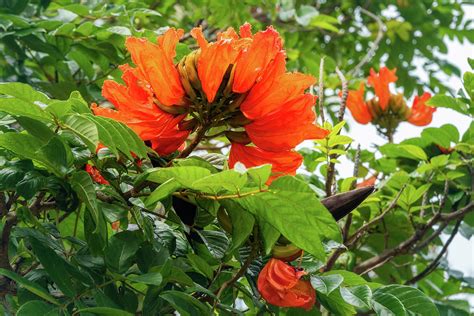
[346,67,436,141]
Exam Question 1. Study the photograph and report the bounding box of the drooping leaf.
[310,274,344,295]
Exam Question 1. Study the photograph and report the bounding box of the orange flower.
[257,259,316,311]
[93,23,327,173]
[367,67,397,110]
[356,175,377,189]
[229,143,303,183]
[346,83,372,124]
[408,92,436,126]
[85,164,109,185]
[244,94,328,151]
[92,64,190,156]
[125,28,185,107]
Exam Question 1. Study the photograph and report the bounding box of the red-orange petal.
[191,27,239,103]
[241,52,315,120]
[232,26,282,93]
[346,83,372,124]
[245,94,328,151]
[408,92,436,126]
[229,143,303,183]
[367,67,397,110]
[85,164,109,185]
[257,259,316,310]
[125,29,185,106]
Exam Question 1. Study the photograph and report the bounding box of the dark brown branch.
[406,219,461,284]
[353,202,473,274]
[213,239,259,310]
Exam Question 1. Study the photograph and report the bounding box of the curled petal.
[245,94,328,151]
[257,259,316,311]
[229,143,303,183]
[191,27,239,103]
[346,83,372,124]
[241,52,315,120]
[232,26,283,93]
[149,129,190,156]
[367,67,397,110]
[126,28,185,106]
[408,92,436,126]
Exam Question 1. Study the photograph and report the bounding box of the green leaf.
[146,166,212,185]
[238,176,340,260]
[128,272,163,286]
[373,285,439,316]
[0,82,50,105]
[421,124,459,148]
[372,292,407,316]
[323,270,369,286]
[310,274,344,295]
[380,144,427,161]
[0,98,51,122]
[15,116,55,143]
[426,95,469,115]
[340,285,372,309]
[160,291,209,316]
[70,171,100,229]
[62,114,99,152]
[196,230,229,259]
[86,115,148,159]
[187,253,214,279]
[40,136,73,175]
[105,231,143,273]
[191,170,247,194]
[77,307,134,316]
[28,237,79,297]
[318,289,356,315]
[0,268,60,305]
[0,133,63,175]
[247,164,272,186]
[146,178,181,206]
[221,200,255,252]
[17,301,56,316]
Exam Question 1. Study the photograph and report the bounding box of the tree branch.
[405,219,461,284]
[353,202,473,274]
[348,7,386,77]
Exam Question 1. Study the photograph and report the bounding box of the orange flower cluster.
[346,67,436,127]
[92,23,328,181]
[257,259,316,310]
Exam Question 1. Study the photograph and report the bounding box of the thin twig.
[335,67,348,122]
[213,240,259,311]
[318,57,326,124]
[406,219,461,284]
[348,7,386,77]
[346,185,406,247]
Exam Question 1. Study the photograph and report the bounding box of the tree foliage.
[0,0,473,315]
